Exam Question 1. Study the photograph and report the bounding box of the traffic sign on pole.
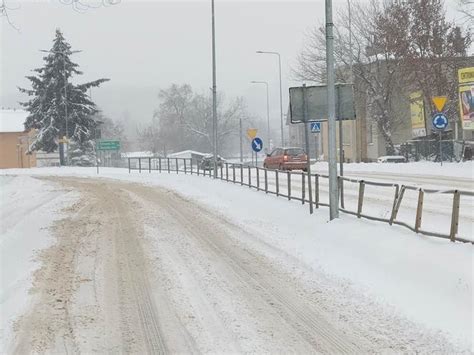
[310,122,321,133]
[97,140,121,151]
[432,113,448,130]
[247,128,258,140]
[251,137,263,152]
[432,96,447,112]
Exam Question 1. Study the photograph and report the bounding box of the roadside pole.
[326,0,339,219]
[211,0,218,178]
[95,127,99,174]
[439,132,443,166]
[302,84,314,214]
[337,85,344,208]
[431,97,448,167]
[239,116,243,163]
[96,146,99,174]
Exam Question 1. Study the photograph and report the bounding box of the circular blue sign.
[251,137,263,152]
[432,113,448,130]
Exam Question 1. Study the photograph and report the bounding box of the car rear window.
[285,148,305,156]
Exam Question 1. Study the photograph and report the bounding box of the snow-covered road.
[1,170,472,353]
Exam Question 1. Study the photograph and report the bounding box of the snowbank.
[0,175,78,351]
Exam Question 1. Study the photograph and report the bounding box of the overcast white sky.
[0,0,465,138]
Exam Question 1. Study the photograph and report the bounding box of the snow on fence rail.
[127,157,473,244]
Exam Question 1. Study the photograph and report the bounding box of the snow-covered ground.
[314,161,473,180]
[0,175,78,349]
[1,166,473,352]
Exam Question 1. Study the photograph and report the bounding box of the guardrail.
[127,157,473,244]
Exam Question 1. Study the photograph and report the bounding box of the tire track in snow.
[130,186,364,353]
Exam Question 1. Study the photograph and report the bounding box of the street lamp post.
[250,81,270,150]
[326,0,339,219]
[256,51,284,146]
[211,0,218,178]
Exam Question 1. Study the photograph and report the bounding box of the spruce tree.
[19,29,109,162]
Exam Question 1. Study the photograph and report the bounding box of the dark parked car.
[263,147,308,171]
[199,155,224,170]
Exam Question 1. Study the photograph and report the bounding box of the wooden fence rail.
[127,157,473,244]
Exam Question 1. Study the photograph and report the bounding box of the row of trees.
[294,0,471,154]
[137,84,255,156]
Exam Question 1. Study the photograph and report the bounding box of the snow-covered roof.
[0,109,28,133]
[121,151,155,158]
[167,150,208,158]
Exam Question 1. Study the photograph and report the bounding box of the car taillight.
[283,155,288,162]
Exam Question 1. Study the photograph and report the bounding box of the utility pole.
[256,51,284,146]
[239,115,243,163]
[326,0,339,219]
[277,54,284,146]
[302,84,314,214]
[250,81,270,149]
[211,0,218,178]
[337,86,345,209]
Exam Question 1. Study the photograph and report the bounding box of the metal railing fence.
[127,157,473,244]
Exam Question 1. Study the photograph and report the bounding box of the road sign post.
[310,122,321,133]
[289,83,355,220]
[247,128,258,140]
[97,140,121,151]
[302,84,314,214]
[431,96,448,166]
[432,96,447,112]
[251,137,263,167]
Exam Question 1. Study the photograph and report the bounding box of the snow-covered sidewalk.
[1,167,473,352]
[0,175,78,350]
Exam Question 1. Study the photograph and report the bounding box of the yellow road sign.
[247,128,258,139]
[432,96,447,112]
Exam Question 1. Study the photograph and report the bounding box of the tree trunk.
[375,119,396,156]
[59,141,65,166]
[381,131,395,155]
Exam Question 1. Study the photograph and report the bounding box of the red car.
[263,147,308,171]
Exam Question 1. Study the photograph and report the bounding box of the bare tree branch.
[59,0,121,13]
[1,0,20,31]
[2,0,121,30]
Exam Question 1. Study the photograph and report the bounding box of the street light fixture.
[256,50,284,146]
[250,81,270,150]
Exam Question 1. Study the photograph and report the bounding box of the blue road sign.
[251,137,263,152]
[310,122,321,133]
[432,113,448,131]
